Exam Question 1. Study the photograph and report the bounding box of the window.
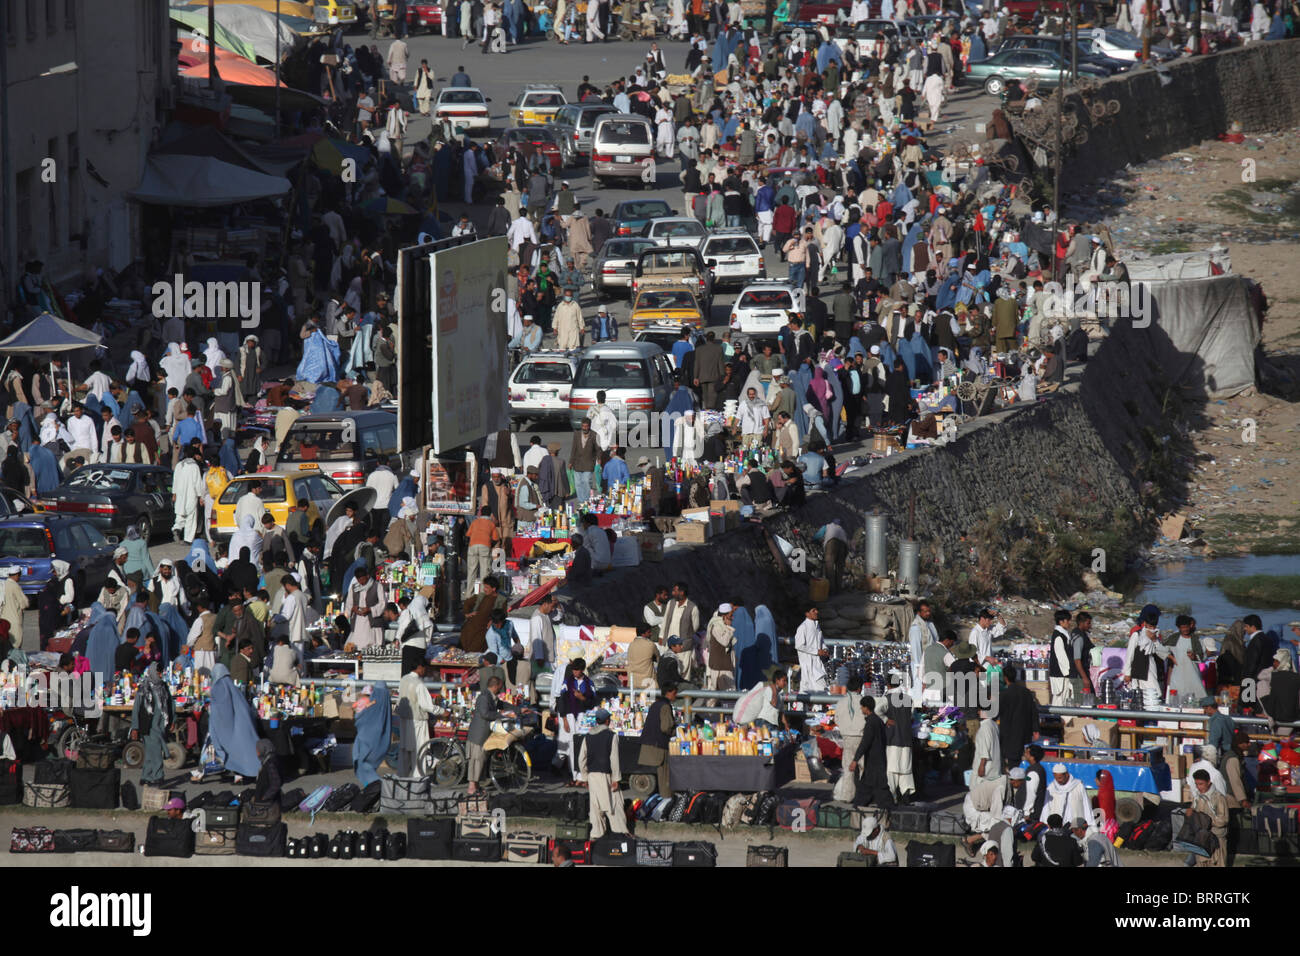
[279,426,356,462]
[80,523,109,547]
[66,524,93,549]
[739,289,795,309]
[597,120,650,145]
[309,476,343,500]
[706,237,760,256]
[293,478,312,502]
[66,469,134,492]
[574,359,650,390]
[513,361,573,385]
[53,527,75,552]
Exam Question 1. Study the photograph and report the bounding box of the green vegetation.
[1195,513,1300,556]
[1208,574,1300,609]
[1148,239,1191,255]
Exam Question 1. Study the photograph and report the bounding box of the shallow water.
[1135,553,1300,634]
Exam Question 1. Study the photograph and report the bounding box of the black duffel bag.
[236,822,287,858]
[144,816,195,858]
[70,767,120,810]
[53,828,99,853]
[35,758,74,785]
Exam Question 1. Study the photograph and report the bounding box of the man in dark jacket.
[589,209,613,256]
[1032,814,1084,867]
[997,664,1040,764]
[467,675,514,794]
[692,331,726,407]
[850,695,894,809]
[637,683,678,795]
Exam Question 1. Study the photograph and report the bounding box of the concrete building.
[1,0,173,307]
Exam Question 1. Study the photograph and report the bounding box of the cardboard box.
[1025,681,1051,706]
[872,432,901,454]
[711,499,742,513]
[681,507,710,523]
[1062,716,1119,748]
[675,519,711,544]
[608,626,637,644]
[636,532,664,563]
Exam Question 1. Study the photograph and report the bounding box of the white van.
[591,113,656,188]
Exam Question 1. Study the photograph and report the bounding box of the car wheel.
[136,514,152,542]
[984,75,1004,95]
[121,741,145,770]
[591,177,603,188]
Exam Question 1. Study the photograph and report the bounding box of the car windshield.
[574,359,651,389]
[603,239,656,259]
[739,290,794,309]
[524,92,564,107]
[219,480,288,505]
[0,526,51,558]
[578,108,613,128]
[514,361,573,384]
[638,290,698,310]
[618,201,671,220]
[280,426,357,462]
[705,237,759,255]
[65,468,134,492]
[639,250,699,271]
[441,90,484,104]
[599,121,651,145]
[654,221,705,237]
[1102,29,1143,48]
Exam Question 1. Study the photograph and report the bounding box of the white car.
[729,280,806,336]
[1084,27,1179,62]
[508,351,580,429]
[643,216,709,250]
[700,229,765,287]
[434,87,491,133]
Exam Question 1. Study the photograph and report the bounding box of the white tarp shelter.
[128,154,290,207]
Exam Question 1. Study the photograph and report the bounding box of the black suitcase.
[323,783,360,812]
[746,844,788,867]
[592,835,639,867]
[386,831,407,860]
[331,830,359,860]
[352,781,382,814]
[95,829,135,853]
[672,840,717,868]
[53,828,99,853]
[906,840,957,868]
[119,781,139,811]
[0,761,20,805]
[890,802,936,833]
[35,758,74,785]
[204,807,241,830]
[551,790,590,821]
[280,787,307,812]
[309,833,329,859]
[357,830,374,857]
[236,822,287,858]
[369,829,389,860]
[452,835,502,862]
[408,817,455,860]
[144,816,195,858]
[69,767,120,809]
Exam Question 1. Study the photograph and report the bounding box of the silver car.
[594,237,658,298]
[643,216,709,251]
[508,350,580,429]
[552,102,618,162]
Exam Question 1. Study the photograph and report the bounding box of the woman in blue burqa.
[207,663,261,779]
[353,681,392,788]
[130,663,175,785]
[83,603,121,684]
[753,605,778,681]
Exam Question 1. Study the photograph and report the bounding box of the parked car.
[700,229,765,287]
[508,84,567,126]
[312,0,358,26]
[37,464,175,541]
[211,470,345,543]
[629,285,706,335]
[275,410,404,487]
[508,350,581,430]
[994,33,1133,74]
[405,0,443,31]
[967,48,1109,95]
[594,237,659,298]
[611,198,675,236]
[630,246,713,312]
[590,113,656,187]
[0,486,41,518]
[496,126,564,169]
[1083,26,1179,62]
[433,87,492,133]
[0,515,116,599]
[642,216,709,250]
[635,325,704,357]
[568,341,675,429]
[551,103,618,161]
[729,279,807,335]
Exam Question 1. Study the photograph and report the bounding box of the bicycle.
[415,719,535,792]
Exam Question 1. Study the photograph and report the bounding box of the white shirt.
[395,595,433,649]
[234,492,267,531]
[522,444,548,474]
[83,371,112,400]
[794,617,826,692]
[528,612,555,663]
[281,589,306,646]
[66,413,97,452]
[366,468,400,510]
[852,827,898,864]
[506,216,539,250]
[970,620,1005,665]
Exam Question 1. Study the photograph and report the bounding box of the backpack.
[1126,819,1153,850]
[1173,810,1217,856]
[776,797,820,831]
[681,792,708,824]
[652,795,676,822]
[351,781,381,814]
[745,791,780,827]
[324,784,361,813]
[1144,819,1172,853]
[669,792,690,823]
[298,785,334,822]
[721,793,749,828]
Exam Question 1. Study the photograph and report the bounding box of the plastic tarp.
[128,155,290,207]
[296,331,342,384]
[1125,249,1233,281]
[0,313,102,353]
[1137,274,1260,398]
[154,124,273,173]
[170,4,303,63]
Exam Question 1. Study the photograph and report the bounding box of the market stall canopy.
[181,56,278,87]
[308,135,372,176]
[0,313,103,353]
[128,154,291,207]
[155,124,277,175]
[170,3,305,63]
[227,81,327,114]
[1125,248,1232,282]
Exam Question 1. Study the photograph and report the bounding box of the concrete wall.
[559,316,1183,631]
[1057,38,1300,187]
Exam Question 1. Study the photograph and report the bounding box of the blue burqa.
[389,476,417,518]
[847,336,867,360]
[28,443,59,494]
[145,606,185,665]
[878,340,897,370]
[792,363,813,436]
[86,603,121,684]
[732,607,761,689]
[753,605,778,679]
[296,330,342,384]
[220,438,242,477]
[353,680,392,787]
[311,385,341,414]
[908,329,933,383]
[901,221,924,275]
[896,336,917,381]
[207,663,262,777]
[825,364,844,440]
[187,539,219,574]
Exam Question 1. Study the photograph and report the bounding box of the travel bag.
[407,817,455,860]
[141,786,172,814]
[23,782,71,809]
[520,793,553,818]
[10,827,55,853]
[837,850,876,867]
[52,829,99,853]
[75,741,117,770]
[746,844,789,867]
[236,822,287,858]
[144,816,195,858]
[452,834,502,862]
[429,789,461,816]
[385,832,407,860]
[671,840,717,867]
[550,790,589,821]
[380,795,432,815]
[592,835,639,867]
[298,785,335,819]
[194,829,236,856]
[244,799,281,825]
[890,802,936,833]
[635,838,674,867]
[458,813,498,839]
[488,792,522,815]
[205,807,241,830]
[0,759,21,804]
[504,830,550,863]
[323,783,361,812]
[818,804,860,830]
[357,830,376,857]
[34,757,74,785]
[308,833,330,859]
[556,821,592,841]
[548,837,592,865]
[906,841,957,867]
[929,810,968,836]
[776,797,820,831]
[95,829,135,853]
[351,781,382,814]
[740,790,779,826]
[330,830,359,860]
[69,767,120,809]
[458,792,490,816]
[119,781,139,811]
[279,787,307,812]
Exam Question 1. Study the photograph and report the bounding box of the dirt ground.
[1064,128,1300,554]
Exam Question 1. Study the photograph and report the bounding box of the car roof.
[439,86,484,94]
[0,513,81,527]
[580,341,666,359]
[291,410,396,425]
[517,350,580,363]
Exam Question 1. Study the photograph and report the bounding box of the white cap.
[1008,767,1026,780]
[870,345,880,355]
[718,603,734,614]
[1052,763,1068,775]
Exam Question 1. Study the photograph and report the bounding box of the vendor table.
[307,657,359,678]
[510,514,627,559]
[1025,751,1171,795]
[664,740,800,793]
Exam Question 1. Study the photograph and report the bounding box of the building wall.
[3,0,171,292]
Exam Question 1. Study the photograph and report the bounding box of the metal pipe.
[897,539,919,590]
[865,513,888,577]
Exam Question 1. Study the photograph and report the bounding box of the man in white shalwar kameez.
[397,660,440,776]
[343,568,385,648]
[907,601,939,697]
[171,448,206,542]
[1041,763,1096,835]
[793,605,827,693]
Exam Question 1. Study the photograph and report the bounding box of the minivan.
[568,342,675,430]
[591,114,656,188]
[552,103,618,161]
[275,410,404,487]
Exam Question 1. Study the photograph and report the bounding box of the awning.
[0,313,103,354]
[128,154,291,207]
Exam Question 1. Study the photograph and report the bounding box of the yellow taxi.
[629,284,705,335]
[508,84,567,126]
[210,471,345,542]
